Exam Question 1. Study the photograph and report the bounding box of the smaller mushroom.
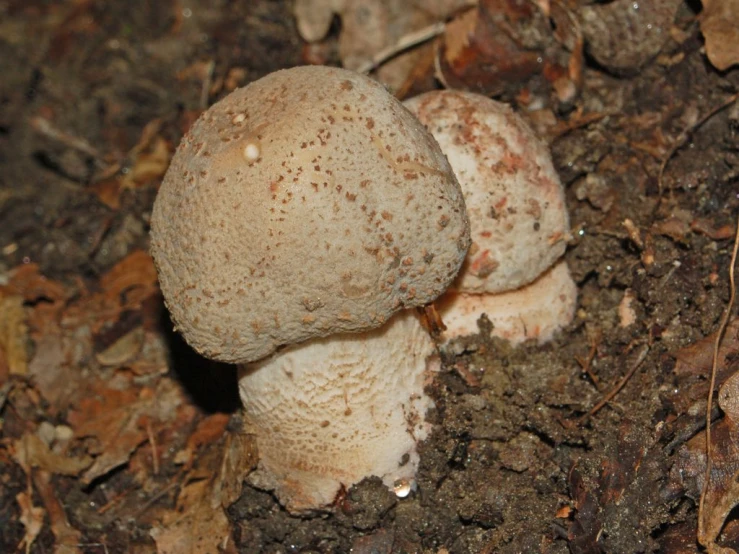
[405,90,577,344]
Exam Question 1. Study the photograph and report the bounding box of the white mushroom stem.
[237,311,437,513]
[438,260,578,344]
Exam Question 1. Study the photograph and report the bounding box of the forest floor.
[1,1,739,553]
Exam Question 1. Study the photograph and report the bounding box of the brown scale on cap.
[151,66,470,364]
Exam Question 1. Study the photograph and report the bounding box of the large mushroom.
[404,90,577,344]
[150,66,470,512]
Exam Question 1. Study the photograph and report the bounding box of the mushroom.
[150,66,470,512]
[404,90,576,344]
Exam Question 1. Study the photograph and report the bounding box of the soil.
[1,1,738,553]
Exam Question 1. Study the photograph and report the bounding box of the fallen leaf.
[151,438,237,554]
[217,429,259,508]
[295,0,475,90]
[13,433,92,476]
[69,375,186,485]
[33,470,83,554]
[95,326,145,367]
[674,317,739,378]
[0,294,29,375]
[150,477,234,554]
[568,422,662,554]
[580,0,682,73]
[698,371,739,552]
[3,263,66,304]
[16,491,45,554]
[174,413,231,469]
[99,249,158,301]
[700,0,739,71]
[439,1,552,97]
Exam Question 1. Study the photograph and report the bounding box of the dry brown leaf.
[295,0,475,90]
[174,413,231,469]
[674,317,739,377]
[0,294,29,376]
[439,0,552,97]
[33,470,83,554]
[700,0,739,71]
[13,433,92,476]
[698,371,739,552]
[580,0,682,73]
[69,376,185,485]
[3,263,66,304]
[95,326,145,367]
[150,477,234,554]
[16,491,45,554]
[121,135,169,188]
[217,430,259,508]
[151,439,237,554]
[100,249,158,300]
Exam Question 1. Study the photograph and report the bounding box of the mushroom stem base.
[237,311,438,513]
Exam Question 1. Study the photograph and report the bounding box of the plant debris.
[1,0,739,552]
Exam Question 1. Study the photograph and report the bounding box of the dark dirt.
[1,1,739,553]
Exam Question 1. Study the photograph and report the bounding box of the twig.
[357,22,446,75]
[147,420,160,475]
[200,60,215,109]
[698,218,739,545]
[132,481,181,519]
[575,330,601,388]
[579,344,650,423]
[657,92,739,201]
[29,115,104,163]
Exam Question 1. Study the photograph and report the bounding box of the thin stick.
[147,420,160,475]
[580,344,649,423]
[657,92,739,200]
[357,22,446,75]
[698,218,739,543]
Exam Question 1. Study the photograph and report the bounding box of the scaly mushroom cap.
[151,66,470,364]
[404,90,568,294]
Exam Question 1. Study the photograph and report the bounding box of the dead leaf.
[698,371,739,552]
[674,318,739,377]
[295,0,475,90]
[121,135,169,188]
[439,1,550,97]
[700,0,739,71]
[100,249,158,300]
[150,477,234,554]
[0,294,29,375]
[3,263,66,304]
[217,429,259,508]
[69,375,186,485]
[33,470,83,554]
[174,413,231,469]
[95,326,145,367]
[16,491,45,554]
[580,0,682,73]
[151,437,238,554]
[568,422,661,554]
[13,433,92,476]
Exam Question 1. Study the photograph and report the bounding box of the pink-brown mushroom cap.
[404,90,569,294]
[151,66,470,364]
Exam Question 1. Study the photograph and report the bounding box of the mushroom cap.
[151,66,469,364]
[438,259,577,344]
[238,310,436,512]
[404,90,569,294]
